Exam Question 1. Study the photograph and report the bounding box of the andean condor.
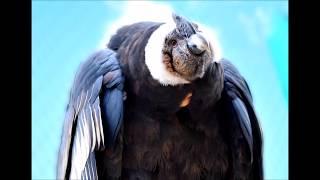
[57,13,263,180]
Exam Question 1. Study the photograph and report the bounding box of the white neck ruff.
[144,22,222,86]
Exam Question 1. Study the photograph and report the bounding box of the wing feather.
[221,59,263,180]
[57,48,124,180]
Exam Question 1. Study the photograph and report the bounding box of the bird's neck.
[124,62,224,118]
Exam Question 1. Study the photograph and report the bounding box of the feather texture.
[221,59,263,180]
[57,48,124,180]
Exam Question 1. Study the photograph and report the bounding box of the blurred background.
[32,1,288,179]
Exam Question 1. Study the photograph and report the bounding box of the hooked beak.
[187,33,209,55]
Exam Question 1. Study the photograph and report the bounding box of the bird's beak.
[187,33,209,55]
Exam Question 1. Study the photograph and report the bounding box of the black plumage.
[57,15,263,180]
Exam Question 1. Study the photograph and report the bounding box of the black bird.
[57,13,263,180]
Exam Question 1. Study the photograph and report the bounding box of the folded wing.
[221,60,263,180]
[57,49,124,180]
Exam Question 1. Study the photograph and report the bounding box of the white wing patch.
[58,81,106,180]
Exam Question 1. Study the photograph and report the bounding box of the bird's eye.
[170,40,177,47]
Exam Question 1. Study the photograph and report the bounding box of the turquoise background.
[32,1,288,179]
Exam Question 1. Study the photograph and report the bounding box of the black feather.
[57,48,125,180]
[221,59,263,180]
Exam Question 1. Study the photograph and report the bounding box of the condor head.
[145,13,222,86]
